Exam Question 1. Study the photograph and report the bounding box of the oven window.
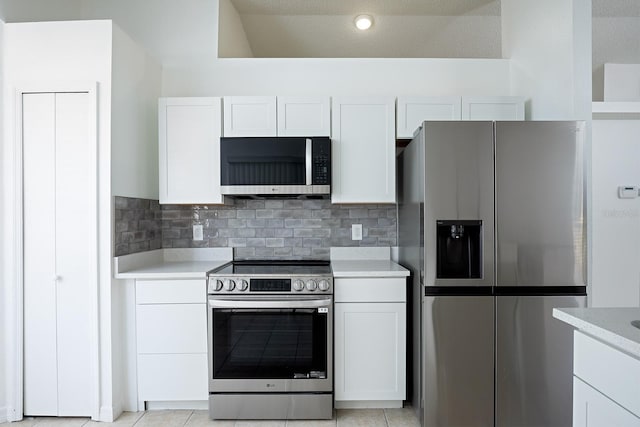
[212,308,327,379]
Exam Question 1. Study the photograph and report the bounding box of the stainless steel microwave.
[220,137,331,198]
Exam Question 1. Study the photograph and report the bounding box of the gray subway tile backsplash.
[114,197,397,260]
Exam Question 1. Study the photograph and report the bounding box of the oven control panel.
[207,276,333,294]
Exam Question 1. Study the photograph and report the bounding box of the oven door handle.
[208,297,332,309]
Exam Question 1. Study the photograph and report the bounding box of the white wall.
[162,58,513,97]
[591,117,640,308]
[501,0,592,120]
[0,13,6,424]
[592,17,640,101]
[110,23,161,416]
[3,20,115,422]
[237,14,501,59]
[218,0,253,58]
[111,24,161,200]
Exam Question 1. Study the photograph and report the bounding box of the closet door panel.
[54,92,94,415]
[23,93,58,415]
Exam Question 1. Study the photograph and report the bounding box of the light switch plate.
[193,224,204,241]
[352,224,363,240]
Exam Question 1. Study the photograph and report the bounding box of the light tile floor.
[0,408,420,427]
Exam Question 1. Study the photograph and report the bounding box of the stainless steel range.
[206,260,333,420]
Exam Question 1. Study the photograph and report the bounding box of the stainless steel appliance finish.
[206,260,333,420]
[423,295,494,427]
[495,121,586,288]
[220,136,331,198]
[495,294,586,427]
[397,121,587,427]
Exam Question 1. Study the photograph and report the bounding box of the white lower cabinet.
[572,331,640,426]
[574,377,640,427]
[135,279,208,405]
[334,278,406,405]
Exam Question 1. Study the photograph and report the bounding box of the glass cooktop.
[208,260,332,276]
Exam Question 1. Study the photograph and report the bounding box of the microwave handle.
[305,138,312,185]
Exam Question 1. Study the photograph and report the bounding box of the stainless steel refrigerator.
[397,121,587,427]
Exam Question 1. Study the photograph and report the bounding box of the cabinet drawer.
[574,376,640,427]
[335,278,406,303]
[574,331,640,417]
[138,353,208,401]
[136,279,205,304]
[137,304,207,354]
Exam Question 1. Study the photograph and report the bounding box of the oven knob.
[224,279,235,291]
[318,279,330,292]
[237,279,248,291]
[212,279,223,292]
[306,279,317,291]
[293,279,305,291]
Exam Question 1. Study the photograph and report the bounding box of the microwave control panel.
[312,138,331,185]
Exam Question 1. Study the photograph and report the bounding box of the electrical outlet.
[193,224,204,241]
[352,224,363,241]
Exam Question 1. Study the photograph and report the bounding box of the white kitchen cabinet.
[331,97,396,203]
[159,97,224,204]
[223,96,277,137]
[462,96,525,120]
[574,377,640,427]
[23,92,95,416]
[277,96,331,136]
[396,96,461,138]
[135,279,208,405]
[334,277,406,405]
[572,331,640,426]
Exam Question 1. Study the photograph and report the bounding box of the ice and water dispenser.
[436,220,482,279]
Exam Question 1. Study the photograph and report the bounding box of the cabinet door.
[138,354,208,401]
[23,92,95,417]
[331,97,396,203]
[277,96,330,136]
[462,96,525,120]
[335,302,406,401]
[396,96,461,138]
[574,377,640,427]
[223,96,277,137]
[159,97,224,204]
[136,304,207,354]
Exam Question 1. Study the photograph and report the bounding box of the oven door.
[208,295,333,393]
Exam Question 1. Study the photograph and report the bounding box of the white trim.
[9,82,100,421]
[0,406,8,423]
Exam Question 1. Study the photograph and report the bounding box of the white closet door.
[23,93,58,416]
[54,92,93,415]
[23,92,94,416]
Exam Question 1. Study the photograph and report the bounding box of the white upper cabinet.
[159,97,224,204]
[223,96,277,137]
[223,96,330,137]
[396,96,461,138]
[331,96,396,204]
[462,96,525,120]
[277,96,331,136]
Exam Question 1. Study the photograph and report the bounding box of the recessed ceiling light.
[354,14,374,31]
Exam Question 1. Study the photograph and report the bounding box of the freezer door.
[423,121,495,287]
[496,295,586,427]
[495,121,586,287]
[424,295,494,427]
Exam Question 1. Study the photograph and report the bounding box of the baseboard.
[146,401,208,410]
[334,400,403,409]
[0,406,8,423]
[99,405,116,422]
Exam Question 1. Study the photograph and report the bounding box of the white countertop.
[114,248,232,279]
[331,260,410,277]
[330,246,409,278]
[553,307,640,358]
